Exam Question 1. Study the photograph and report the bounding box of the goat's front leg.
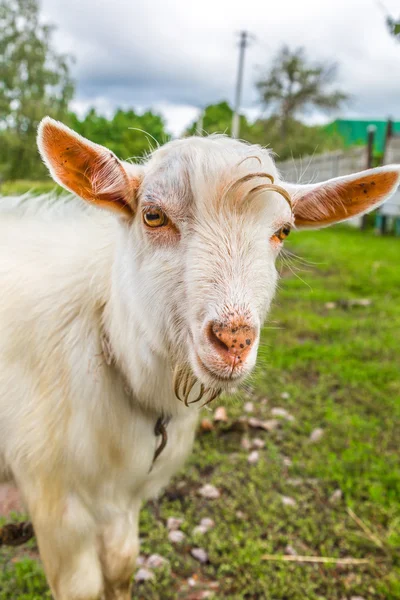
[99,505,141,600]
[19,478,104,600]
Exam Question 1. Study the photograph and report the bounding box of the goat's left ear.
[37,117,143,218]
[284,166,400,229]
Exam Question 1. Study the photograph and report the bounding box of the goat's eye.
[143,208,167,228]
[272,224,291,242]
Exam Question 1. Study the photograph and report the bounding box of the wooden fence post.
[361,125,376,230]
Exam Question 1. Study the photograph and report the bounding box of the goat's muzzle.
[206,320,256,368]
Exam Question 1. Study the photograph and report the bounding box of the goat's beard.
[173,363,221,408]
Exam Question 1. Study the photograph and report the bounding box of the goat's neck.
[102,242,191,419]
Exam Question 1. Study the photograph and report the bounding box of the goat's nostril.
[207,320,256,363]
[209,322,231,352]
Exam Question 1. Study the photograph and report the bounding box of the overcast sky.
[40,0,400,136]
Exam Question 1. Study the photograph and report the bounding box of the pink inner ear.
[293,170,399,228]
[39,119,136,217]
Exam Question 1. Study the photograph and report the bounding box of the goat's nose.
[207,320,257,364]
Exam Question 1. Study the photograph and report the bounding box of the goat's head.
[38,118,400,402]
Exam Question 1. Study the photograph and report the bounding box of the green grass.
[1,227,399,599]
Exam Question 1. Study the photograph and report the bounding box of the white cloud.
[41,0,400,136]
[151,103,200,137]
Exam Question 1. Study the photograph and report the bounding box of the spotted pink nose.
[207,320,257,365]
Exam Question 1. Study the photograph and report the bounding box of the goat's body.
[2,124,399,600]
[0,197,197,599]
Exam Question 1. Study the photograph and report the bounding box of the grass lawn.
[1,227,399,599]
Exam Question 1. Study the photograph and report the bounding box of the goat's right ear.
[37,117,142,218]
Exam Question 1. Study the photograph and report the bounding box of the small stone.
[260,397,269,405]
[236,510,246,519]
[167,517,183,531]
[198,484,220,499]
[325,301,337,309]
[252,438,265,449]
[287,477,318,486]
[248,450,260,465]
[281,495,297,507]
[146,554,169,569]
[241,437,252,450]
[285,544,298,556]
[248,417,279,431]
[191,547,209,563]
[359,298,372,306]
[200,517,215,529]
[350,597,366,600]
[309,428,324,443]
[244,401,254,413]
[287,478,303,486]
[282,456,293,467]
[350,298,371,307]
[187,577,197,587]
[135,568,155,582]
[168,530,186,543]
[262,419,280,431]
[214,406,228,422]
[271,407,295,422]
[329,489,343,503]
[193,525,208,535]
[281,391,290,400]
[200,418,214,432]
[248,417,262,429]
[208,581,220,590]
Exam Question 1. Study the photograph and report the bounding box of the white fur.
[1,124,399,600]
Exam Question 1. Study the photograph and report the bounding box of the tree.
[68,107,170,161]
[0,0,74,180]
[387,15,400,40]
[185,101,253,138]
[256,46,347,138]
[246,115,345,161]
[184,100,345,161]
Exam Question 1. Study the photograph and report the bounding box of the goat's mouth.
[194,352,244,384]
[175,330,252,407]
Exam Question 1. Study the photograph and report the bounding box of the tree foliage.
[68,108,169,162]
[246,115,345,161]
[0,0,170,181]
[387,15,400,39]
[0,4,349,182]
[256,46,347,138]
[0,0,74,179]
[185,101,345,161]
[185,101,254,139]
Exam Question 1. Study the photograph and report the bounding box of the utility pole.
[196,109,204,136]
[232,31,249,139]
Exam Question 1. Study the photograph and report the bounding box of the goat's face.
[130,137,292,394]
[38,118,400,399]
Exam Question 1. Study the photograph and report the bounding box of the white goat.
[0,117,399,600]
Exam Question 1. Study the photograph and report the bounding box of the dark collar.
[100,330,172,471]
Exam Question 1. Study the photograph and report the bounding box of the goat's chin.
[191,351,251,394]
